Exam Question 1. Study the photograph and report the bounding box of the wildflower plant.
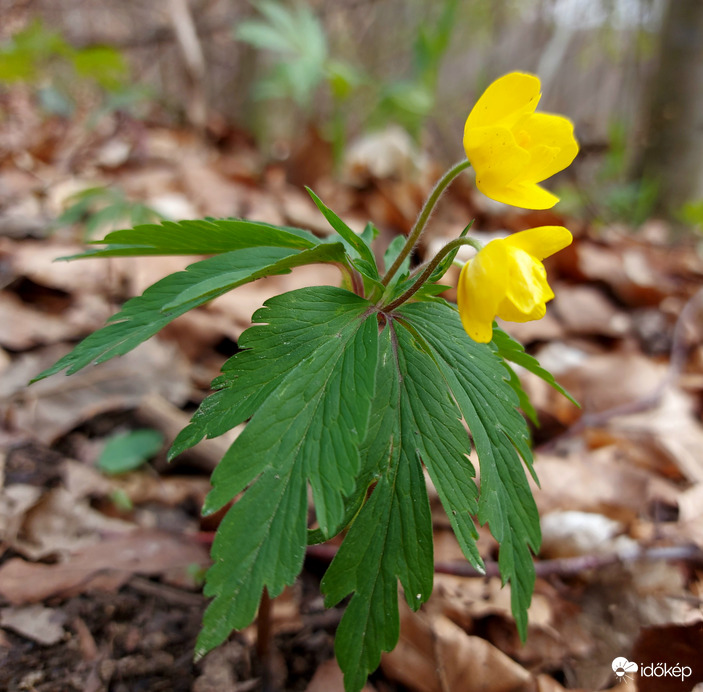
[32,72,578,691]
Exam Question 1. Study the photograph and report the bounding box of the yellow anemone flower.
[463,72,579,209]
[457,226,572,343]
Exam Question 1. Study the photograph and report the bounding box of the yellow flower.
[463,72,578,209]
[457,226,572,343]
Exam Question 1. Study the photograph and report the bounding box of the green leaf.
[195,287,378,657]
[397,302,540,641]
[359,222,378,247]
[65,218,320,258]
[491,327,578,407]
[502,363,539,425]
[236,1,327,107]
[97,429,164,475]
[31,243,346,382]
[322,320,480,692]
[71,46,127,90]
[305,188,378,275]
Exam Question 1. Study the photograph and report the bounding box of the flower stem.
[381,236,482,312]
[380,159,471,287]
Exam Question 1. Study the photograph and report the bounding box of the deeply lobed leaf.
[32,244,346,382]
[195,286,379,657]
[398,302,540,639]
[323,318,483,691]
[67,218,321,259]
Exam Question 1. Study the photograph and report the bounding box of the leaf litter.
[1,78,703,692]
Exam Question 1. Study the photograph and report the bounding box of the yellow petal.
[501,247,553,316]
[497,296,548,323]
[463,125,530,183]
[465,72,541,131]
[485,181,560,210]
[504,226,572,260]
[464,126,535,206]
[518,113,579,183]
[457,244,507,342]
[456,229,570,342]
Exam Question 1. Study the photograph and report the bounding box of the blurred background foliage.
[1,0,701,233]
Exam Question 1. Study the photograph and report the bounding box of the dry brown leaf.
[0,291,107,350]
[61,459,113,499]
[9,239,120,295]
[433,615,534,692]
[4,339,191,444]
[0,529,209,605]
[552,285,630,337]
[0,604,67,645]
[533,448,660,519]
[0,483,43,547]
[305,659,346,692]
[383,601,537,692]
[535,675,574,692]
[177,158,249,218]
[556,351,667,414]
[1,485,133,561]
[381,604,441,692]
[497,310,565,344]
[632,622,703,692]
[675,483,703,545]
[343,126,425,184]
[193,641,247,692]
[606,387,703,484]
[575,241,669,307]
[305,658,377,692]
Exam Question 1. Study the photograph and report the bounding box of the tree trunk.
[632,0,703,218]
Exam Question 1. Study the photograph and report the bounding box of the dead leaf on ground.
[0,485,133,561]
[3,339,191,444]
[632,622,703,692]
[8,239,120,295]
[0,604,67,646]
[575,240,670,307]
[382,602,536,692]
[552,284,630,337]
[533,446,682,521]
[0,291,107,350]
[177,157,250,218]
[607,387,703,484]
[193,641,249,692]
[305,658,376,692]
[0,529,209,605]
[555,351,667,414]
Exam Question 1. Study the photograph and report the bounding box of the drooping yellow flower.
[457,226,572,343]
[463,72,579,209]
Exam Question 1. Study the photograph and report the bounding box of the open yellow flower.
[457,226,572,343]
[463,72,578,209]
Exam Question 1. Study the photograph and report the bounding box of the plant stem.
[380,158,471,288]
[381,236,482,312]
[257,588,273,691]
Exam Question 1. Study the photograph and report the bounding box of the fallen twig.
[305,541,703,580]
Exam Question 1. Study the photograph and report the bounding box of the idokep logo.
[612,656,693,683]
[612,657,638,682]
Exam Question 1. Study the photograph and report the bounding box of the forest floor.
[1,93,703,692]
